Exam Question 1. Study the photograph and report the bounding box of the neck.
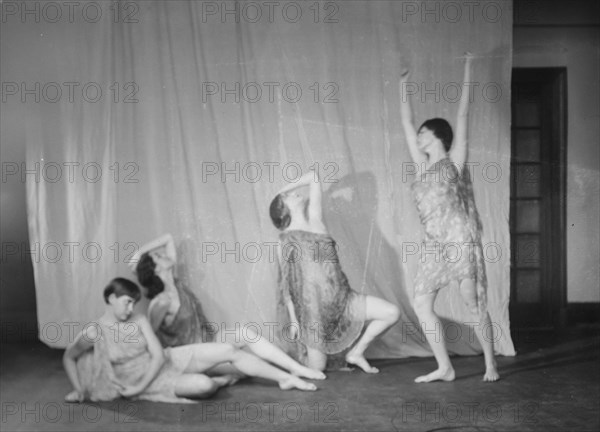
[426,146,447,166]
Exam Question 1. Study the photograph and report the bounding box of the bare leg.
[306,347,327,371]
[345,295,400,373]
[225,327,325,380]
[174,373,239,399]
[184,343,317,391]
[413,292,455,383]
[459,279,499,382]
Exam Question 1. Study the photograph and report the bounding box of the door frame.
[510,67,568,328]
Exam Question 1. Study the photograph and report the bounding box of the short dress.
[155,279,214,347]
[278,230,366,354]
[76,320,197,403]
[411,157,488,315]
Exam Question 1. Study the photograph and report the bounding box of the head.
[103,278,141,321]
[135,253,165,299]
[270,192,308,230]
[418,118,453,153]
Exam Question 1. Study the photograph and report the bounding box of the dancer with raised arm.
[129,234,325,381]
[270,169,400,373]
[131,234,212,346]
[63,278,323,403]
[399,53,499,382]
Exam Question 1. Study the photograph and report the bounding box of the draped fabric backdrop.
[17,0,515,356]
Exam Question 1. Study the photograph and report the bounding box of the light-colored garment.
[411,157,488,314]
[156,280,213,347]
[76,321,196,403]
[278,230,366,355]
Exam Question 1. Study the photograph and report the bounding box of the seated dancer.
[130,234,212,346]
[63,278,324,403]
[269,169,400,373]
[130,234,325,381]
[398,52,499,382]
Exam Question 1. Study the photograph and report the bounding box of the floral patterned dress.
[411,157,488,314]
[76,320,197,403]
[278,230,366,354]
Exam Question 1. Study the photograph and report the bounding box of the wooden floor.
[1,326,599,432]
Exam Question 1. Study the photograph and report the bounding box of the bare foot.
[212,374,242,388]
[483,362,499,382]
[291,364,326,380]
[345,353,379,374]
[278,376,317,391]
[414,367,455,383]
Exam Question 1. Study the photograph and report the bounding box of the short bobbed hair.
[269,194,291,230]
[103,278,141,304]
[419,118,454,152]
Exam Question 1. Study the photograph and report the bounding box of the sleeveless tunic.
[411,157,488,314]
[278,230,366,354]
[76,320,196,403]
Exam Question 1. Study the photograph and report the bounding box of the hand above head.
[463,51,475,62]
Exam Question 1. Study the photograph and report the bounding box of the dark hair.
[419,118,453,152]
[269,194,291,230]
[135,253,165,299]
[103,278,141,304]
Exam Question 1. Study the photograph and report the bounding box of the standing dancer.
[270,169,400,373]
[399,53,499,382]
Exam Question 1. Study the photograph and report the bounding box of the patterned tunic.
[76,320,197,403]
[411,157,488,314]
[155,280,213,347]
[278,230,366,354]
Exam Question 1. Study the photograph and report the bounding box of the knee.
[196,376,218,398]
[413,296,432,316]
[221,343,239,360]
[385,303,401,324]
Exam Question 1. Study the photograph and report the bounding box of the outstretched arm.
[449,52,474,168]
[399,70,427,165]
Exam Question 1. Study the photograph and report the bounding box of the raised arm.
[307,169,323,224]
[129,233,176,272]
[449,52,474,168]
[399,70,427,165]
[63,328,96,402]
[276,171,315,196]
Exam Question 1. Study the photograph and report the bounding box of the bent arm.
[129,234,176,271]
[126,317,165,396]
[276,171,315,196]
[307,169,323,224]
[63,328,96,395]
[449,53,473,169]
[399,71,427,165]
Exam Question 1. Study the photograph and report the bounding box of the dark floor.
[1,326,599,432]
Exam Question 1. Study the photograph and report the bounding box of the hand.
[118,385,142,398]
[463,51,475,62]
[399,68,410,82]
[64,390,84,403]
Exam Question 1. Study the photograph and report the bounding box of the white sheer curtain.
[16,0,515,356]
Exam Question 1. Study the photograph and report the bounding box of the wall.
[513,0,600,302]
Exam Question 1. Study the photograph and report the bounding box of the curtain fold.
[18,0,514,356]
